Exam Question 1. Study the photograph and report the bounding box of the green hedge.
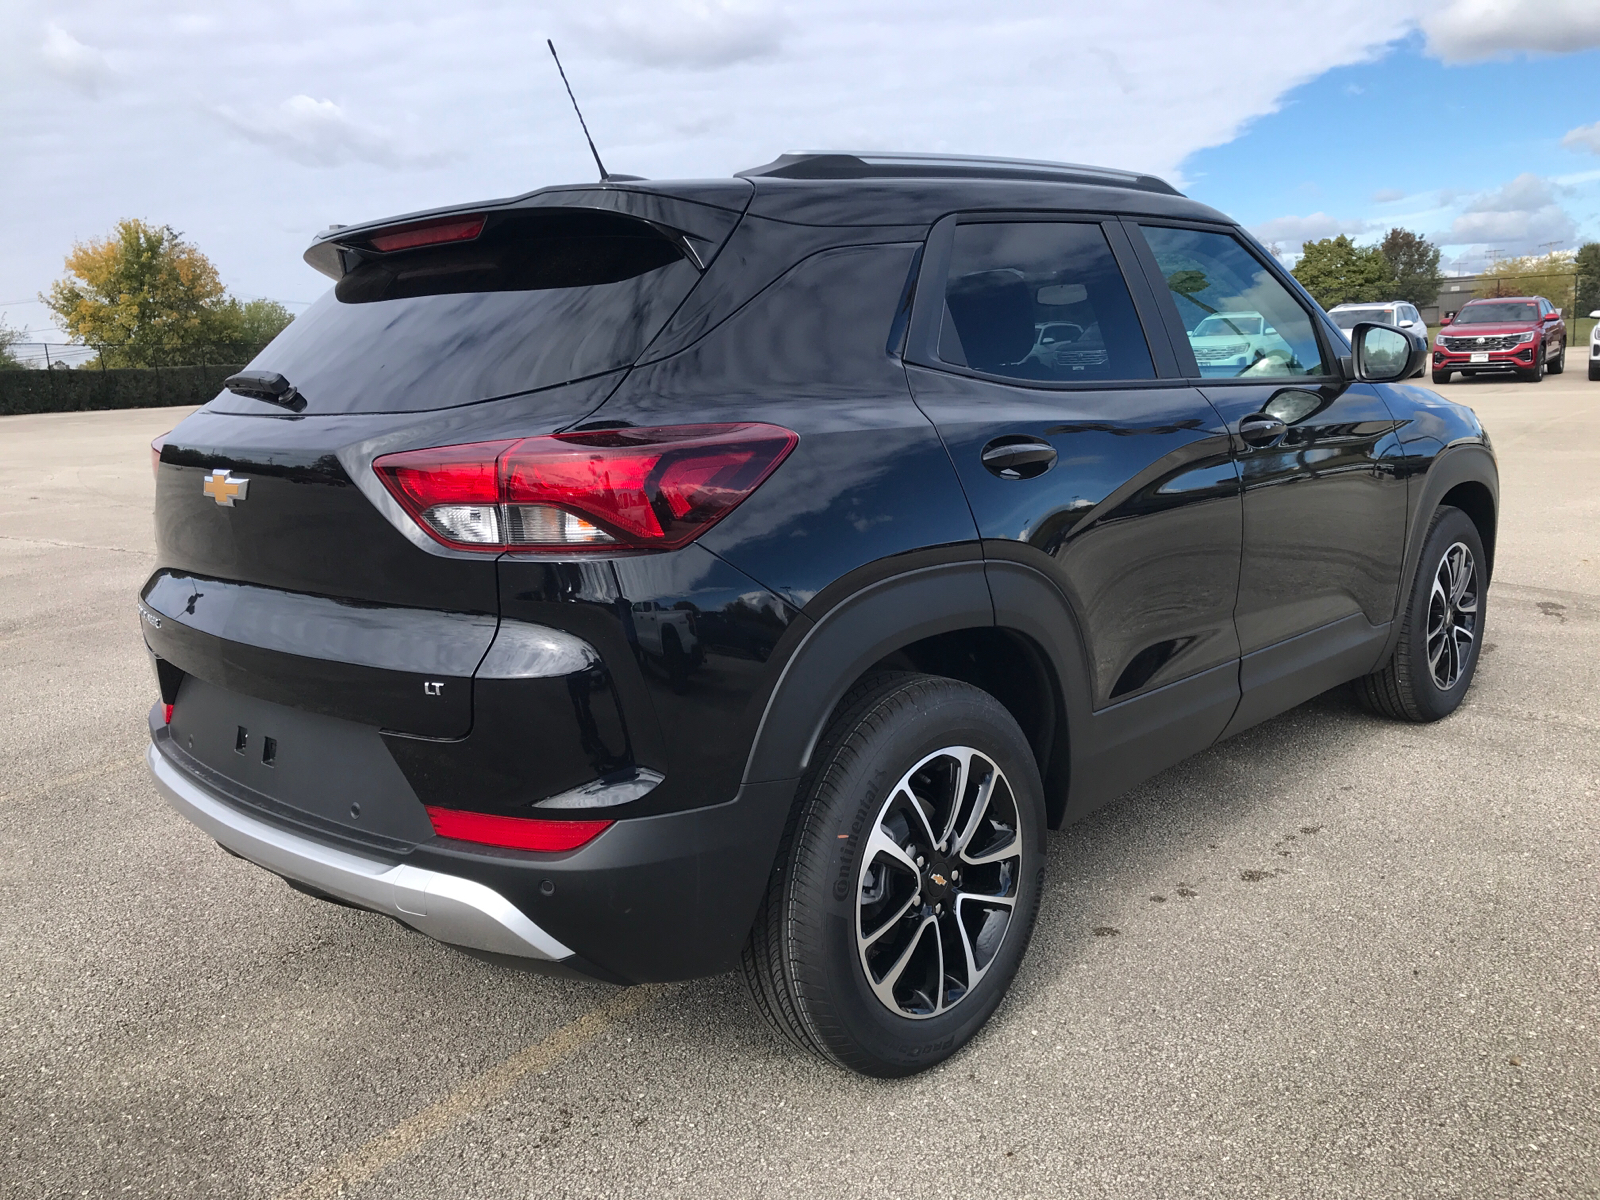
[0,363,244,416]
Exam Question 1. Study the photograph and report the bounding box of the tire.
[742,672,1046,1077]
[1548,339,1565,374]
[1431,369,1452,385]
[1522,349,1545,382]
[1589,360,1600,381]
[1355,506,1486,722]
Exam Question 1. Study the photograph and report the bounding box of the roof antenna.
[547,39,610,182]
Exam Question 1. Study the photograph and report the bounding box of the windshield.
[238,208,699,413]
[1194,314,1264,337]
[1455,302,1538,325]
[1330,307,1394,329]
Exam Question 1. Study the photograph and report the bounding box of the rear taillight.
[425,806,611,852]
[150,432,168,480]
[163,703,174,724]
[373,424,798,553]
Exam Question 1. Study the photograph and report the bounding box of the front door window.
[1140,227,1331,380]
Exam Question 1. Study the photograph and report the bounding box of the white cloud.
[1439,173,1577,251]
[571,0,787,69]
[0,0,1469,311]
[39,23,111,96]
[1371,188,1405,203]
[1250,212,1371,249]
[1421,0,1600,61]
[1563,121,1600,154]
[214,95,456,170]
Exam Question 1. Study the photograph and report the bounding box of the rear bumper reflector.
[145,743,574,961]
[425,806,612,852]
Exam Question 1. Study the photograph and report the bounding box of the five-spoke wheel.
[856,747,1022,1019]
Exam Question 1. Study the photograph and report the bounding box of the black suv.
[143,152,1497,1077]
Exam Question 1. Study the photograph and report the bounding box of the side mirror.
[1543,311,1562,322]
[1352,322,1426,383]
[1590,310,1600,319]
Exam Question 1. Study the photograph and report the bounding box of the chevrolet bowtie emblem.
[930,872,948,887]
[202,469,249,506]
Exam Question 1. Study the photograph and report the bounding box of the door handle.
[1237,414,1287,449]
[981,438,1058,480]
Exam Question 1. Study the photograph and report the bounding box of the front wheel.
[1431,368,1452,385]
[1355,506,1486,722]
[1548,339,1565,374]
[1523,349,1546,382]
[742,673,1046,1077]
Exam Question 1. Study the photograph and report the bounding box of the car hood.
[1441,323,1540,337]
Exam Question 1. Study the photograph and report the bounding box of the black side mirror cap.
[1351,322,1428,383]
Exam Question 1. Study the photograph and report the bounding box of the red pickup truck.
[1433,295,1566,384]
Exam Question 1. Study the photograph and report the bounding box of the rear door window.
[241,209,701,413]
[1138,226,1331,379]
[937,221,1155,383]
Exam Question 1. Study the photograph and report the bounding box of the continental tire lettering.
[832,804,873,900]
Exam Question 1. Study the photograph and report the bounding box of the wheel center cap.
[923,857,957,903]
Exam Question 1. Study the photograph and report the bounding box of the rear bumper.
[146,741,574,962]
[146,729,797,983]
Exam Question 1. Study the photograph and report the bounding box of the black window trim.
[1121,217,1348,388]
[903,210,1191,391]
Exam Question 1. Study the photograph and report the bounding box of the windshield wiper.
[223,371,307,412]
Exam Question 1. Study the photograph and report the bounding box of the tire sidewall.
[787,680,1046,1076]
[1401,508,1487,719]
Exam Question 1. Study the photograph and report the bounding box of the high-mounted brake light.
[373,424,798,553]
[425,806,612,852]
[366,214,486,253]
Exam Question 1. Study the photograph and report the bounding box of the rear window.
[238,209,699,413]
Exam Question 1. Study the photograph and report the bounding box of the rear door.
[1125,221,1408,732]
[904,214,1244,804]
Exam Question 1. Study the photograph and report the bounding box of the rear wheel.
[1431,369,1452,385]
[1355,506,1485,722]
[742,673,1046,1077]
[1548,339,1565,373]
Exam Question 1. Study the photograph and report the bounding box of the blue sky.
[1185,34,1600,270]
[3,0,1600,350]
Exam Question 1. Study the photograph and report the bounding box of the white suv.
[1590,309,1599,382]
[1328,301,1427,344]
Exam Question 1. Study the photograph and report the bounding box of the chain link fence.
[0,343,259,416]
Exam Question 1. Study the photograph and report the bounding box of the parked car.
[1328,301,1427,339]
[1590,309,1600,381]
[1023,321,1110,373]
[1184,310,1298,375]
[1431,295,1566,383]
[142,151,1494,1078]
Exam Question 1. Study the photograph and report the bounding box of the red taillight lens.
[367,215,486,253]
[373,424,797,553]
[163,703,174,725]
[425,806,611,852]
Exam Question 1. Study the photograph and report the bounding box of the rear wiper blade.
[223,371,307,412]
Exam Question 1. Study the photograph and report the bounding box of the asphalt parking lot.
[3,368,1598,1200]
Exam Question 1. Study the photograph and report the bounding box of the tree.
[231,297,295,348]
[1377,228,1442,308]
[1476,250,1574,302]
[1575,242,1600,316]
[1292,236,1396,308]
[41,219,242,367]
[0,319,24,370]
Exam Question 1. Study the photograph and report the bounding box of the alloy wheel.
[1427,541,1478,690]
[855,746,1022,1019]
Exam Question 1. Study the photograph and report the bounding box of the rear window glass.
[937,222,1154,383]
[238,209,698,413]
